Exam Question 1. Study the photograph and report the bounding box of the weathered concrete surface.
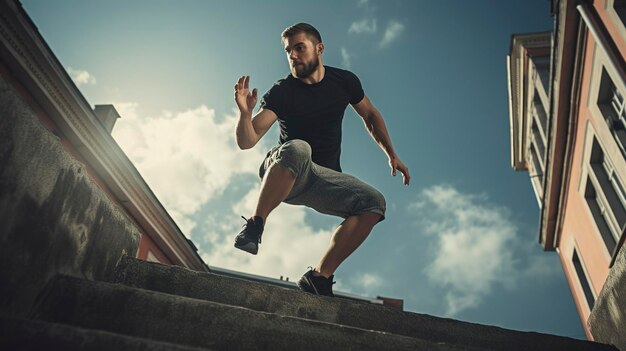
[589,245,626,351]
[0,76,141,317]
[0,315,213,351]
[33,275,482,351]
[113,256,618,351]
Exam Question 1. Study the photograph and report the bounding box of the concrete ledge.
[0,315,212,351]
[589,246,626,351]
[113,256,617,351]
[32,275,479,351]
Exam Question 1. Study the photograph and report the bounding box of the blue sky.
[21,0,587,339]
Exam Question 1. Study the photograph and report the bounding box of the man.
[234,23,410,297]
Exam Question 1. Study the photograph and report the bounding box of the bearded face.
[292,55,320,78]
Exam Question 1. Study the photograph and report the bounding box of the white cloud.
[350,272,384,294]
[111,103,266,234]
[379,20,405,48]
[349,18,377,34]
[341,48,352,69]
[412,185,554,316]
[110,101,377,291]
[67,66,96,86]
[356,0,375,12]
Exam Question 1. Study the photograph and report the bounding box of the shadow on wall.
[0,76,140,318]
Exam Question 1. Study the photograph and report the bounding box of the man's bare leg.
[252,163,296,222]
[314,212,382,278]
[235,163,296,255]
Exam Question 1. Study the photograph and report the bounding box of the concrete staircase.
[0,256,619,351]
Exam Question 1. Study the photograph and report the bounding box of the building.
[0,0,208,317]
[508,0,626,346]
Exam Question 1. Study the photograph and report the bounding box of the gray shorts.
[259,139,386,221]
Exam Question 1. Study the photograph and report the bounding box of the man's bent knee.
[281,139,312,160]
[275,140,312,178]
[362,189,386,222]
[368,188,386,212]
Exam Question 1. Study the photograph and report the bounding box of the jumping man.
[234,23,410,297]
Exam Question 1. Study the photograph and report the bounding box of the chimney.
[93,104,120,133]
[376,296,404,310]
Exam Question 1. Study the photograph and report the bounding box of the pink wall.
[558,15,613,338]
[137,234,173,264]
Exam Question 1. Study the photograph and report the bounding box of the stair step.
[0,314,212,351]
[111,256,617,351]
[31,275,480,351]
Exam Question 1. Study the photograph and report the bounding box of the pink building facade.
[509,0,626,345]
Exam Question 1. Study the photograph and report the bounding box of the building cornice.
[538,0,581,251]
[508,33,552,172]
[0,0,207,271]
[553,15,587,251]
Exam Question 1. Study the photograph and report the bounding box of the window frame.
[579,124,624,260]
[606,0,626,46]
[572,245,597,312]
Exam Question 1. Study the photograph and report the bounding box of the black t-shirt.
[260,65,365,172]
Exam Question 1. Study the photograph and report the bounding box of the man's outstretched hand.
[389,157,410,186]
[234,75,257,115]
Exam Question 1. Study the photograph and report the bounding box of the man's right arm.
[234,75,278,149]
[236,108,277,150]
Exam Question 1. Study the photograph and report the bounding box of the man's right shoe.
[297,268,335,297]
[234,216,264,255]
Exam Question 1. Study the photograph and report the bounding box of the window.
[528,91,548,186]
[607,0,626,50]
[531,122,546,166]
[533,55,551,94]
[597,68,626,157]
[572,249,595,310]
[585,138,626,254]
[585,178,618,254]
[529,142,544,185]
[614,0,626,27]
[533,92,548,135]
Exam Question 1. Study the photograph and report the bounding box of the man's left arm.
[352,95,410,186]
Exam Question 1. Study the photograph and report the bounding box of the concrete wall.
[589,245,626,351]
[0,75,141,317]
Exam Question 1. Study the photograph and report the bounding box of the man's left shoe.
[297,268,335,297]
[234,216,264,255]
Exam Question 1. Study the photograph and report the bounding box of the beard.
[293,56,320,79]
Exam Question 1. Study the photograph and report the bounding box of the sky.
[20,0,588,340]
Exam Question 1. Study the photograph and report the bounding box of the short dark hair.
[281,23,322,44]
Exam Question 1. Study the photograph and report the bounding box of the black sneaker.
[234,216,264,255]
[297,268,335,297]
